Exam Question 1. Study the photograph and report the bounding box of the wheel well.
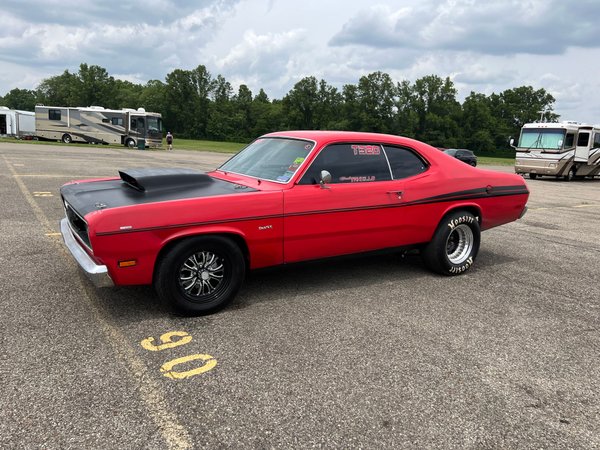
[442,206,482,225]
[153,233,250,284]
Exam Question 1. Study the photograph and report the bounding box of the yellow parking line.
[2,155,192,450]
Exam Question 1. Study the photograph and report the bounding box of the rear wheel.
[529,173,538,180]
[62,134,72,144]
[422,211,481,276]
[155,236,245,315]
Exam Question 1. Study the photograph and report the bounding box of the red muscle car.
[60,131,529,315]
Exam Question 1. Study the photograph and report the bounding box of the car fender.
[438,202,483,227]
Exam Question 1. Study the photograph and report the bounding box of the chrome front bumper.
[60,218,114,288]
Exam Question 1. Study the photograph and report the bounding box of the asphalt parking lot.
[1,142,599,449]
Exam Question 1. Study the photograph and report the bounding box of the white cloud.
[330,0,600,55]
[1,0,600,124]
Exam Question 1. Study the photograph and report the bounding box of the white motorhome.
[35,105,163,148]
[513,121,600,180]
[0,107,35,138]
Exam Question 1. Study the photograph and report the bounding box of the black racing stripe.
[96,214,283,236]
[96,185,528,236]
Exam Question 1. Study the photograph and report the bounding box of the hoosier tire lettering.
[449,256,474,274]
[448,215,476,230]
[422,210,481,276]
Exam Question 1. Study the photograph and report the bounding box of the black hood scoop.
[61,168,258,217]
[119,168,213,192]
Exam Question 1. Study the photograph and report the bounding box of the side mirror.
[509,137,516,148]
[319,170,332,188]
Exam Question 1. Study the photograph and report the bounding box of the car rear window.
[382,146,428,179]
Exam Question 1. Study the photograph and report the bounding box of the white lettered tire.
[422,211,481,276]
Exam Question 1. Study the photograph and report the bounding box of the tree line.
[0,63,559,155]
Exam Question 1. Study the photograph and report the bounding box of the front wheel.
[155,236,245,315]
[529,173,538,180]
[563,167,576,181]
[126,138,136,148]
[422,211,481,276]
[62,134,72,144]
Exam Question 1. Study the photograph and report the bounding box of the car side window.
[382,146,428,179]
[299,143,391,184]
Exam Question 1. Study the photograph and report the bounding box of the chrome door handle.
[387,191,403,199]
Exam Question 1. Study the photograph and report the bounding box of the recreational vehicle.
[35,105,163,148]
[0,107,35,138]
[512,121,600,180]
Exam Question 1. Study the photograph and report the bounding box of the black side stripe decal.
[96,185,528,236]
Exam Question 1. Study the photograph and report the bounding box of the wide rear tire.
[422,211,481,276]
[155,236,245,315]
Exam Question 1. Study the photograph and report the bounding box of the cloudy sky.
[2,0,600,123]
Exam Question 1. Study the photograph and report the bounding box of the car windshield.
[219,137,314,182]
[518,129,565,149]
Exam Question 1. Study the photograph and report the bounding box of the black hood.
[61,168,257,217]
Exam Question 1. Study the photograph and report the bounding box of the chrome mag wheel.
[178,251,225,299]
[445,224,474,265]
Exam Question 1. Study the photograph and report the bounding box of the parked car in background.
[60,131,527,315]
[444,148,478,166]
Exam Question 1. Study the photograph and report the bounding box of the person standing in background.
[166,131,173,150]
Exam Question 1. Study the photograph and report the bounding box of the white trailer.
[512,121,600,180]
[35,105,163,148]
[0,107,35,138]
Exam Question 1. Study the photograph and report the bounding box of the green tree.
[139,80,167,116]
[0,88,37,111]
[356,71,397,133]
[490,86,559,150]
[164,65,213,138]
[462,92,495,153]
[282,76,319,129]
[36,70,80,106]
[339,84,361,131]
[409,75,461,147]
[113,79,143,109]
[395,80,419,138]
[250,90,282,137]
[75,63,116,107]
[207,75,236,141]
[231,84,253,140]
[314,80,343,129]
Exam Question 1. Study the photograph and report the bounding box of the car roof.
[261,130,433,149]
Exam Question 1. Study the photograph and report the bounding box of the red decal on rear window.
[352,145,380,156]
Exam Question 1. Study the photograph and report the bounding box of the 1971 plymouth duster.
[60,131,529,314]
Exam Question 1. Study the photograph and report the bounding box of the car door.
[283,143,427,263]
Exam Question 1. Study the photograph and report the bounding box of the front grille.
[64,201,91,248]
